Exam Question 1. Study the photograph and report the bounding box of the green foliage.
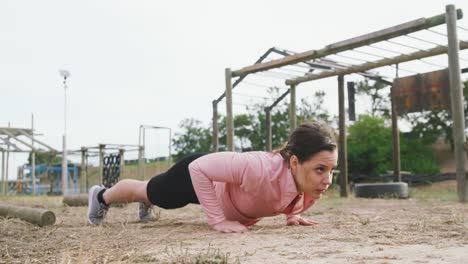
[348,115,393,175]
[27,151,61,166]
[355,80,391,118]
[172,118,212,161]
[404,80,468,147]
[348,115,439,176]
[172,89,333,157]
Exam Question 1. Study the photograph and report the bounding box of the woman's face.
[290,150,338,199]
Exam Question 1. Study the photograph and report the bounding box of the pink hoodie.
[188,151,316,226]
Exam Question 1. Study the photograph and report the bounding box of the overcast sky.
[1,0,468,177]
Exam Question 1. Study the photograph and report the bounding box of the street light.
[59,69,70,195]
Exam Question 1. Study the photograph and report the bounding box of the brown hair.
[274,121,337,163]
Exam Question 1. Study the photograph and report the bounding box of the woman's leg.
[102,179,150,205]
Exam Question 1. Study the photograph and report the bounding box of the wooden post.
[225,68,234,151]
[80,147,86,193]
[289,84,297,132]
[446,4,467,203]
[99,144,105,185]
[138,145,145,180]
[31,114,36,195]
[338,75,349,197]
[265,108,272,151]
[212,100,219,152]
[5,123,10,195]
[1,151,5,195]
[391,65,402,182]
[119,149,125,179]
[0,203,56,227]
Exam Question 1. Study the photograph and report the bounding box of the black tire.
[354,182,409,199]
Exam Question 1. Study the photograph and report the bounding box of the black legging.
[146,153,206,209]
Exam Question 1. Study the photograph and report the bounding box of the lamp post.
[59,70,70,195]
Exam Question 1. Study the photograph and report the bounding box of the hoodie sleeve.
[188,152,256,225]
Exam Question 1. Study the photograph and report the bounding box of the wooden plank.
[232,9,462,77]
[286,41,468,85]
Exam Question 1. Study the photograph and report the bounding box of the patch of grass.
[156,243,236,264]
[0,195,62,208]
[409,181,458,202]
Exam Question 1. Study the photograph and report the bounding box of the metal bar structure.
[446,5,467,203]
[217,46,390,152]
[231,9,462,77]
[137,125,172,179]
[0,126,58,196]
[286,41,468,85]
[220,5,467,202]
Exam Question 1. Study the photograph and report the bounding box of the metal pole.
[265,108,272,151]
[338,75,349,197]
[61,77,68,196]
[391,64,401,182]
[446,4,467,203]
[31,114,36,195]
[289,84,297,132]
[212,100,219,152]
[225,68,234,151]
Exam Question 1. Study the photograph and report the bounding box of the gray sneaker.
[87,185,109,224]
[138,202,155,221]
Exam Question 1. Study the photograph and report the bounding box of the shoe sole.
[87,185,102,225]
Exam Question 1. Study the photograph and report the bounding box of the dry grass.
[0,180,467,263]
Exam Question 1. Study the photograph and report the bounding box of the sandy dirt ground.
[0,181,467,264]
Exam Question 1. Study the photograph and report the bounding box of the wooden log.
[0,203,55,227]
[63,194,88,206]
[63,194,127,207]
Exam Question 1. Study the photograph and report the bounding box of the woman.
[87,121,337,233]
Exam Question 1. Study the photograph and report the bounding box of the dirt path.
[0,183,467,263]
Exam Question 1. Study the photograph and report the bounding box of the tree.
[404,80,468,148]
[347,115,439,176]
[27,151,61,166]
[355,80,391,118]
[172,118,212,161]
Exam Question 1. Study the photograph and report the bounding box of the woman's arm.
[188,152,250,232]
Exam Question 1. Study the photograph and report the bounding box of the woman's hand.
[287,215,319,226]
[213,220,248,233]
